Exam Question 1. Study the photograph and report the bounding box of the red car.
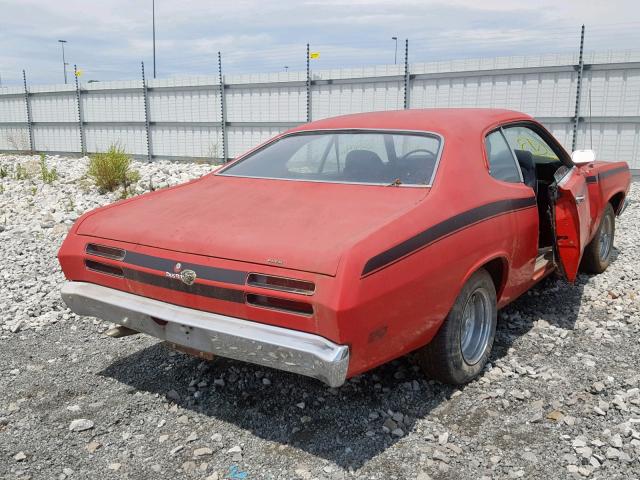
[58,109,631,386]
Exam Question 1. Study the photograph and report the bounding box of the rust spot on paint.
[368,326,387,343]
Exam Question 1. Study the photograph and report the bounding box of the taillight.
[86,243,126,261]
[85,259,124,278]
[247,273,315,295]
[246,294,313,316]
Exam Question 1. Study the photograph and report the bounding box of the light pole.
[152,0,156,78]
[284,66,289,72]
[392,36,398,64]
[58,39,68,84]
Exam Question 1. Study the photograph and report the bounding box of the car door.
[502,124,590,283]
[549,166,591,282]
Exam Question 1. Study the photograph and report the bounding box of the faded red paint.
[58,109,631,378]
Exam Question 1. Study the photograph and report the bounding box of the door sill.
[533,247,554,280]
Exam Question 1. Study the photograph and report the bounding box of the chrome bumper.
[61,282,349,387]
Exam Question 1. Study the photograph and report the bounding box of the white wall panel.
[149,90,220,123]
[0,97,28,123]
[33,125,80,152]
[85,126,147,155]
[151,126,222,158]
[1,51,638,169]
[0,126,30,150]
[82,91,145,122]
[226,87,305,122]
[30,93,77,123]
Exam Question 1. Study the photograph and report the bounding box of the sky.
[1,0,639,86]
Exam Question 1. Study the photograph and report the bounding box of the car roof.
[288,108,533,136]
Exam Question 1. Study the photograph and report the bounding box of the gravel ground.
[0,154,639,480]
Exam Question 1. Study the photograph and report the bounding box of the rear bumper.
[61,281,349,387]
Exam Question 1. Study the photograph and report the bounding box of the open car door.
[550,166,591,282]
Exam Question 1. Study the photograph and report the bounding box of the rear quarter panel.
[334,118,539,376]
[581,161,631,239]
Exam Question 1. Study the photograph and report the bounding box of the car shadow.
[100,259,601,470]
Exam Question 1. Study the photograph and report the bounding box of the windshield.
[219,130,442,186]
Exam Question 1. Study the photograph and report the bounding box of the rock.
[605,447,621,459]
[186,432,198,442]
[593,407,607,416]
[438,432,449,445]
[547,410,564,421]
[382,418,398,431]
[170,445,184,455]
[205,473,219,480]
[85,441,101,453]
[166,390,181,402]
[391,428,404,437]
[69,419,94,432]
[432,449,450,463]
[14,451,26,461]
[107,463,121,471]
[193,447,213,457]
[609,434,623,448]
[227,445,242,454]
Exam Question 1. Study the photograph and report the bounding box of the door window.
[485,130,522,183]
[502,126,560,164]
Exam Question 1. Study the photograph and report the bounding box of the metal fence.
[1,45,640,171]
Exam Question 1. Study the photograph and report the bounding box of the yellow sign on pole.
[309,52,320,59]
[75,69,83,77]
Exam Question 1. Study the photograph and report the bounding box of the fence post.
[141,61,152,162]
[403,39,411,109]
[73,65,86,155]
[22,70,35,153]
[218,51,228,163]
[306,43,311,122]
[571,25,585,152]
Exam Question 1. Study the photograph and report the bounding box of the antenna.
[588,83,593,151]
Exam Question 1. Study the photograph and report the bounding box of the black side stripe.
[598,166,628,181]
[586,175,597,184]
[123,251,248,285]
[123,267,245,303]
[362,197,537,277]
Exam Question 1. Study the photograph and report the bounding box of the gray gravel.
[1,154,639,480]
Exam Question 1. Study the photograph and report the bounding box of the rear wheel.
[580,203,615,274]
[416,269,497,384]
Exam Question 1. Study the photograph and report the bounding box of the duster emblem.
[180,269,197,286]
[174,262,182,273]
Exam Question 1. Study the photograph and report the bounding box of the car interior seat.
[514,149,538,195]
[343,150,385,182]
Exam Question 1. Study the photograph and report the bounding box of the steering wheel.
[398,148,436,161]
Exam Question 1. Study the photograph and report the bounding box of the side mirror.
[571,149,596,165]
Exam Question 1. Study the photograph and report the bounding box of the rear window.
[219,131,442,186]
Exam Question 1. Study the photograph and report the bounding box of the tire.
[580,203,615,274]
[416,269,497,385]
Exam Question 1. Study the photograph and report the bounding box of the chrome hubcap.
[460,288,492,365]
[599,214,613,261]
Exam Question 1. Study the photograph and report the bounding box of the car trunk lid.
[76,175,428,276]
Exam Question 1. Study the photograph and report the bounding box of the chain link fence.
[1,28,639,171]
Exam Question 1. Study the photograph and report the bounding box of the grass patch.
[39,153,58,184]
[14,164,29,180]
[88,145,140,193]
[0,165,8,178]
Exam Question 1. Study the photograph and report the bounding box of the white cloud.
[0,0,638,85]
